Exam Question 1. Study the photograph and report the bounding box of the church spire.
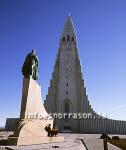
[61,15,76,40]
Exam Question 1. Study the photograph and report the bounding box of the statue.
[22,50,39,80]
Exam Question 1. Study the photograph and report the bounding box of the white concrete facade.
[44,16,126,134]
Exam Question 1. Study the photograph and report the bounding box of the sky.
[0,0,126,127]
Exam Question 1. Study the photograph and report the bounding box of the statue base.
[7,136,64,146]
[6,78,64,145]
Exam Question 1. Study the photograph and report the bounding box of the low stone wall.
[80,118,126,134]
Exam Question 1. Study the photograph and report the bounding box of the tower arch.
[65,102,69,113]
[61,98,73,113]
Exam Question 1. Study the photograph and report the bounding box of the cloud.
[115,105,123,111]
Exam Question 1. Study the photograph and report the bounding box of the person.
[52,126,59,136]
[45,124,52,137]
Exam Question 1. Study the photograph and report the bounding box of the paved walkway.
[77,134,121,150]
[83,138,121,150]
[0,133,124,150]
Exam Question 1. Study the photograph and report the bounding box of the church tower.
[44,15,93,132]
[44,16,126,134]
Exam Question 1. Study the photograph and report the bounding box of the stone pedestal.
[7,77,64,145]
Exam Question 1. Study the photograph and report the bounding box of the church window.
[66,91,68,95]
[67,83,68,87]
[67,75,68,78]
[67,35,70,41]
[62,37,65,42]
[65,103,69,113]
[67,68,68,71]
[72,36,74,41]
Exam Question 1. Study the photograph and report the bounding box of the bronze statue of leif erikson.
[22,49,39,80]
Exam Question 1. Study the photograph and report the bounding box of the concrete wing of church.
[44,16,126,134]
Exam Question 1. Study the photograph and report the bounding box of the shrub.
[112,136,119,140]
[100,133,111,139]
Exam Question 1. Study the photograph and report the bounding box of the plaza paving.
[0,133,125,150]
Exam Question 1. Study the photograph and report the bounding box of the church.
[44,15,126,134]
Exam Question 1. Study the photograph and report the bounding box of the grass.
[107,139,126,150]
